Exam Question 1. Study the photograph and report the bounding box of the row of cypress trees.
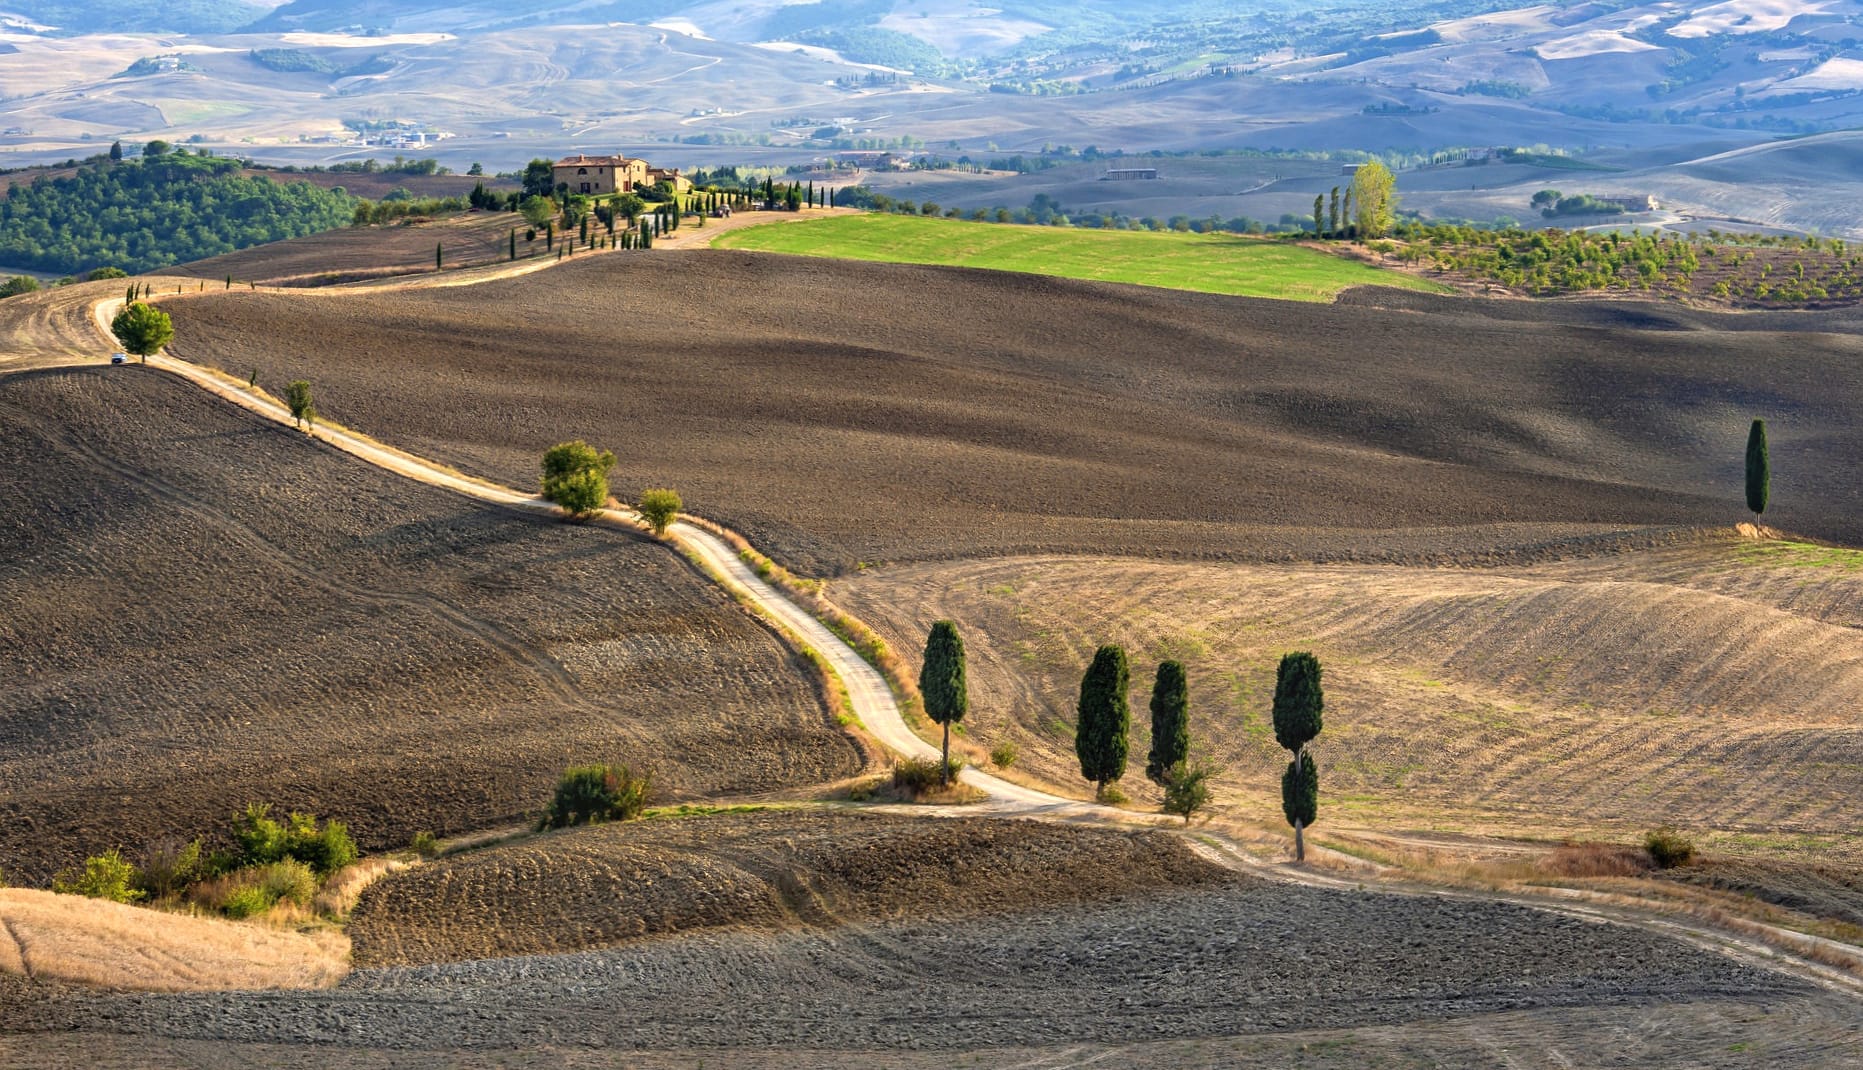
[919,620,1326,851]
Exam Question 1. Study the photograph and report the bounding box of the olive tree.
[540,440,616,522]
[110,300,173,363]
[637,487,681,535]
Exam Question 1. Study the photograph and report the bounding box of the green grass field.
[713,213,1451,302]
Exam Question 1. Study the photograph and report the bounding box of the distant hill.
[4,0,273,34]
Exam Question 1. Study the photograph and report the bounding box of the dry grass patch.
[835,540,1863,855]
[0,889,348,992]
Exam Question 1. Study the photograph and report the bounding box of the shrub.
[221,885,274,920]
[989,740,1019,768]
[256,859,319,907]
[637,487,682,535]
[135,837,203,899]
[411,831,441,858]
[1096,783,1128,805]
[543,764,651,829]
[1162,761,1214,824]
[52,849,144,902]
[1645,826,1696,869]
[230,803,356,875]
[891,755,949,795]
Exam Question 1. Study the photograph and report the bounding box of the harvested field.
[834,535,1863,858]
[168,252,1863,577]
[0,367,861,884]
[0,872,1829,1065]
[168,212,540,287]
[347,808,1235,965]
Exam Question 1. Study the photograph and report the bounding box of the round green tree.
[285,379,315,431]
[637,487,682,535]
[919,620,969,784]
[1145,660,1189,785]
[540,440,616,522]
[1075,644,1130,797]
[111,300,174,363]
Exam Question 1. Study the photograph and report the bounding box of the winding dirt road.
[4,252,1854,1007]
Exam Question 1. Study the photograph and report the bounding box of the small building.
[645,166,692,193]
[1102,167,1159,180]
[552,153,649,196]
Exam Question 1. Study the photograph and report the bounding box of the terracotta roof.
[553,154,644,168]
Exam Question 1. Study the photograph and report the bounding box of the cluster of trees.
[48,803,356,920]
[0,150,354,275]
[1401,223,1863,305]
[1310,161,1396,240]
[1530,189,1627,218]
[918,621,1326,842]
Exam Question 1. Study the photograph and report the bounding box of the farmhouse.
[553,153,650,195]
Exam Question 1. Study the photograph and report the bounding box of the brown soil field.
[347,808,1237,965]
[168,212,542,287]
[0,366,862,884]
[834,534,1863,863]
[166,252,1863,578]
[0,859,1833,1066]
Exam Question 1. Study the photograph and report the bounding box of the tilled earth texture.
[0,865,1843,1067]
[0,368,859,883]
[346,809,1238,965]
[168,252,1863,576]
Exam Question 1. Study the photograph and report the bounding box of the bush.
[1162,762,1214,824]
[1645,826,1696,869]
[989,740,1019,768]
[52,849,144,902]
[255,859,318,907]
[135,837,203,899]
[637,487,682,535]
[543,764,651,829]
[221,885,274,920]
[891,755,950,795]
[411,831,441,858]
[230,803,357,875]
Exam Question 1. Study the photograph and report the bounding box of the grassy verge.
[714,213,1452,302]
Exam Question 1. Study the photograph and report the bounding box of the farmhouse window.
[578,167,588,174]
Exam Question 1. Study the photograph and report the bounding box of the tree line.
[0,147,354,275]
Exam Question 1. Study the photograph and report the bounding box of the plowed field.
[165,252,1863,577]
[0,367,861,883]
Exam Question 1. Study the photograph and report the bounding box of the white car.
[110,352,127,364]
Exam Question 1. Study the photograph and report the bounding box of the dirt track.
[165,251,1863,576]
[0,367,861,882]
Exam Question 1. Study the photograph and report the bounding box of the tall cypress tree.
[1271,652,1324,861]
[435,242,443,269]
[1328,187,1341,237]
[1076,645,1131,796]
[509,228,517,261]
[919,621,968,785]
[1145,661,1189,785]
[1746,417,1770,521]
[1313,193,1325,237]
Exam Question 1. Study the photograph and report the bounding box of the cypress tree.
[1075,644,1130,796]
[1746,417,1770,520]
[435,242,443,269]
[919,621,969,785]
[509,228,517,260]
[546,221,554,251]
[1328,187,1340,237]
[1271,652,1324,861]
[1145,661,1189,785]
[1313,193,1325,237]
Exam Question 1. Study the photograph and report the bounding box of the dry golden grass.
[835,534,1863,860]
[0,889,349,992]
